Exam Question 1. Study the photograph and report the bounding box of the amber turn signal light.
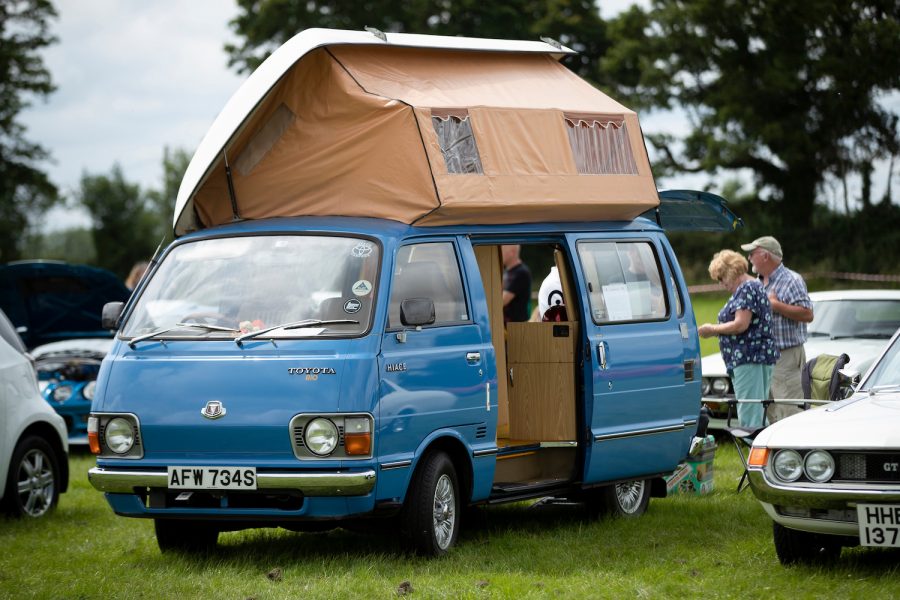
[748,447,769,467]
[344,432,371,455]
[87,416,101,454]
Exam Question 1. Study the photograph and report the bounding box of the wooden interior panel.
[506,321,579,364]
[507,362,576,440]
[474,245,509,437]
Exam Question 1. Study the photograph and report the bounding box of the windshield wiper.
[128,322,240,348]
[235,319,359,346]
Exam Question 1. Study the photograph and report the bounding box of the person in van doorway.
[742,236,813,422]
[125,261,149,291]
[699,250,779,428]
[501,245,531,322]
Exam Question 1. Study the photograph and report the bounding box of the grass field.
[2,445,898,599]
[691,292,729,357]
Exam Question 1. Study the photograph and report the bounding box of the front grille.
[835,452,900,482]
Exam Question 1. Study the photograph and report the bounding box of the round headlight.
[701,378,712,396]
[804,450,835,483]
[105,417,135,454]
[773,449,803,482]
[304,418,338,456]
[83,380,97,401]
[711,378,729,396]
[52,384,73,403]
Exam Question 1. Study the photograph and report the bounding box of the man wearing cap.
[742,236,813,422]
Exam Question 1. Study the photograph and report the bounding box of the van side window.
[389,242,469,328]
[663,250,685,317]
[577,241,667,324]
[432,110,484,174]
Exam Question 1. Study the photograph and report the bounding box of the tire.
[772,522,842,565]
[154,519,219,553]
[586,479,650,519]
[402,452,460,556]
[2,435,61,518]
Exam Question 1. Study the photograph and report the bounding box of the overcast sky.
[20,1,894,232]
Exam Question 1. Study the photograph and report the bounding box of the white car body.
[747,327,900,563]
[701,289,900,426]
[0,313,69,514]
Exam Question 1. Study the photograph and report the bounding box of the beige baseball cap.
[741,236,783,259]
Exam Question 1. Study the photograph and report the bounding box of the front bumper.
[748,467,900,536]
[88,467,377,496]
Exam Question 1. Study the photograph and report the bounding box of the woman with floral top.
[698,250,779,428]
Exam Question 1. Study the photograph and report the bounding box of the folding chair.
[802,353,851,402]
[724,399,772,492]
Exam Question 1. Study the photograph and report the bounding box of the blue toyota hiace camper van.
[87,29,738,555]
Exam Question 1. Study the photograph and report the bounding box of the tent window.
[432,111,483,175]
[565,116,638,175]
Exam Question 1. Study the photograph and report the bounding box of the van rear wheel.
[402,451,460,556]
[154,519,219,553]
[585,479,650,519]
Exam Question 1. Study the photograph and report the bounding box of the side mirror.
[400,298,435,327]
[102,301,125,330]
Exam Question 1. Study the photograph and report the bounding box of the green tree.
[225,0,610,84]
[77,165,158,279]
[602,1,900,243]
[0,0,59,262]
[145,146,191,245]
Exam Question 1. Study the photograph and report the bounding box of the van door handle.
[597,342,608,370]
[466,352,481,364]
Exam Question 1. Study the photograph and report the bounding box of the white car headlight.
[83,380,97,400]
[52,384,73,403]
[773,449,803,482]
[304,418,338,456]
[804,450,835,483]
[711,378,729,396]
[105,417,135,454]
[701,378,712,395]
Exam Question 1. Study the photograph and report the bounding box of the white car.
[701,290,900,426]
[747,326,900,564]
[0,309,69,518]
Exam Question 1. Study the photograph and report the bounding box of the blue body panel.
[93,216,699,521]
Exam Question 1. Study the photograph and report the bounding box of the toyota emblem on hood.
[201,400,226,420]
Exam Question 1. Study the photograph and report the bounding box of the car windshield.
[807,299,900,339]
[121,235,380,340]
[861,334,900,390]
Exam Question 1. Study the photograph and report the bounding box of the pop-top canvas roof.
[174,28,659,236]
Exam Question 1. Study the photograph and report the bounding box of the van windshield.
[121,235,380,340]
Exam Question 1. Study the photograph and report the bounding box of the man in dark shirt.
[501,245,531,322]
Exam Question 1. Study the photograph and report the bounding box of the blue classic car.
[0,261,130,443]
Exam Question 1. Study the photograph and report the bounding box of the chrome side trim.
[594,424,684,442]
[473,448,498,457]
[539,441,578,448]
[88,467,376,496]
[380,460,413,470]
[683,419,698,427]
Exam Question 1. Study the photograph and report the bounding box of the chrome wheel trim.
[615,480,645,514]
[16,448,55,517]
[432,473,456,550]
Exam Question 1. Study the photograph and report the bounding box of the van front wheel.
[154,519,219,553]
[402,452,460,556]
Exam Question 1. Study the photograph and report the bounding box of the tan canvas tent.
[174,29,659,237]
